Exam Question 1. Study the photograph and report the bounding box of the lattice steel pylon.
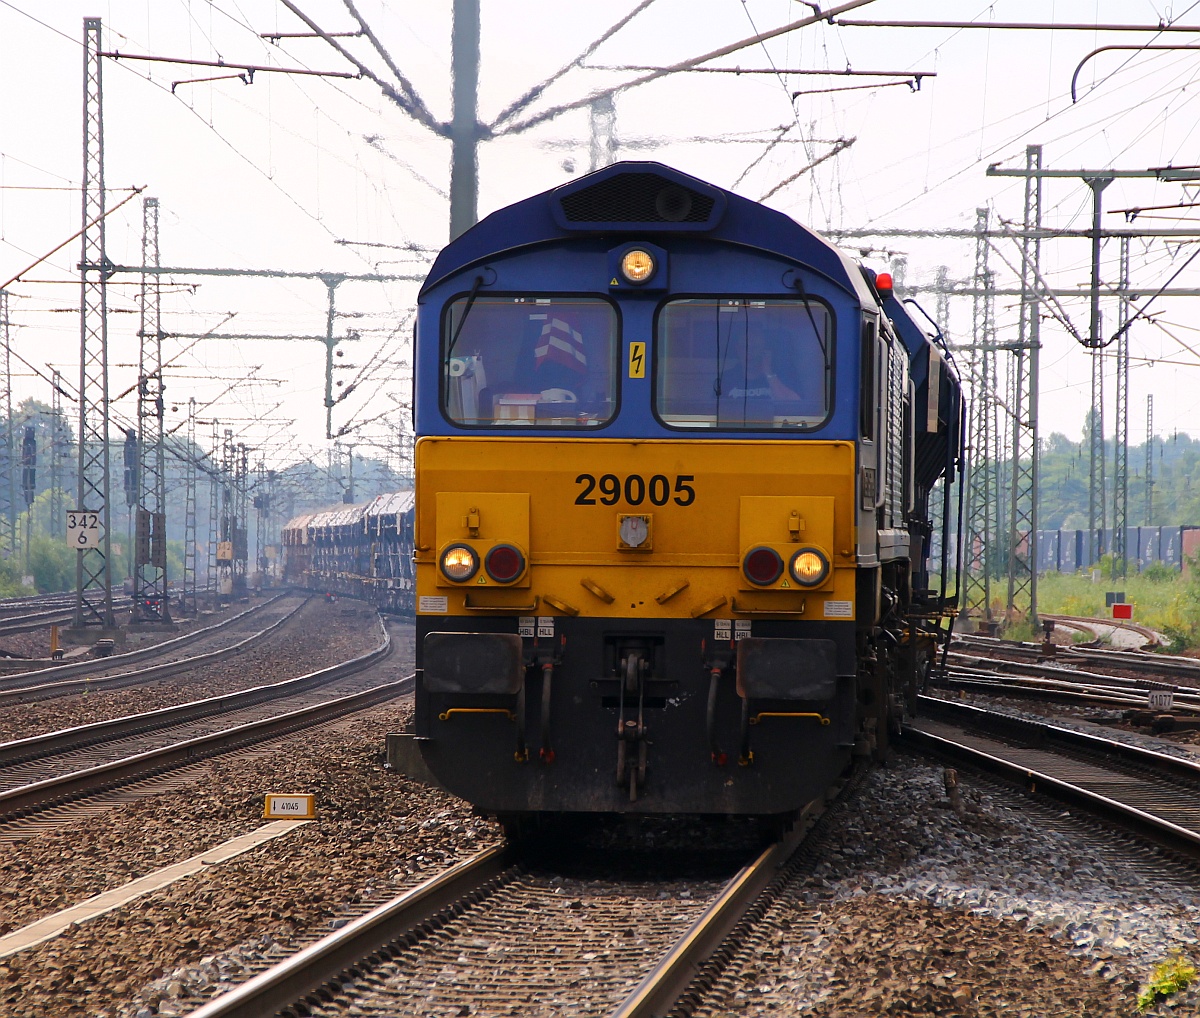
[253,455,266,583]
[49,370,65,542]
[182,397,198,615]
[207,420,221,604]
[219,428,235,598]
[1112,236,1131,579]
[589,94,618,172]
[1145,395,1154,525]
[74,17,115,629]
[1006,144,1042,622]
[963,208,996,624]
[232,441,249,596]
[133,197,170,622]
[934,266,950,336]
[1089,343,1105,566]
[0,291,15,563]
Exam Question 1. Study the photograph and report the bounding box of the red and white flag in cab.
[534,318,587,375]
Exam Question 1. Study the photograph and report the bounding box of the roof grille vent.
[556,171,720,229]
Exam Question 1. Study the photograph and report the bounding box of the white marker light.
[440,544,479,582]
[621,249,656,284]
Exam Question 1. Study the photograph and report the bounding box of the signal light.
[789,547,830,587]
[439,544,479,582]
[743,546,784,586]
[484,544,525,583]
[875,272,893,293]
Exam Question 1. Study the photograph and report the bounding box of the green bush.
[1141,561,1177,584]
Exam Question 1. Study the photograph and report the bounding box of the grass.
[1137,953,1196,1013]
[943,561,1200,650]
[1022,567,1200,650]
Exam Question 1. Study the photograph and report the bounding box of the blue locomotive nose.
[283,161,963,823]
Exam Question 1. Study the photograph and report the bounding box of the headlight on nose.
[440,544,479,582]
[789,547,830,587]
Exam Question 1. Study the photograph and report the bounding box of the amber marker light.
[440,544,479,582]
[620,248,656,284]
[789,547,830,587]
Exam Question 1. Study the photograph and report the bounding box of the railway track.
[953,631,1200,685]
[0,604,80,638]
[0,586,133,637]
[176,780,864,1018]
[1038,611,1164,649]
[0,618,408,837]
[0,593,303,705]
[937,655,1200,718]
[905,696,1200,859]
[0,589,107,616]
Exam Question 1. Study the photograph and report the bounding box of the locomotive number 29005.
[574,473,695,507]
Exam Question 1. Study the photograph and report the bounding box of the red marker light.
[484,543,525,583]
[743,546,784,586]
[876,272,893,292]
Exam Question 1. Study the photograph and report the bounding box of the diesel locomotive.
[406,161,961,819]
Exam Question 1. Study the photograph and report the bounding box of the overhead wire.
[493,0,881,138]
[736,0,832,221]
[490,0,662,130]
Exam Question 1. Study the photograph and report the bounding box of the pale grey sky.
[1,0,1198,466]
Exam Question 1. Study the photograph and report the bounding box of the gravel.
[696,754,1200,1016]
[0,600,383,744]
[4,646,1198,1017]
[0,683,500,1018]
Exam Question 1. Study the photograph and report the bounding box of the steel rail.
[610,834,801,1018]
[918,696,1200,779]
[940,675,1200,717]
[946,668,1200,705]
[953,634,1200,681]
[945,654,1198,698]
[0,632,402,819]
[184,824,808,1018]
[0,591,293,687]
[0,612,385,765]
[1069,646,1200,678]
[185,845,515,1018]
[907,697,1200,855]
[0,587,120,613]
[0,607,76,637]
[0,595,301,702]
[1039,611,1163,647]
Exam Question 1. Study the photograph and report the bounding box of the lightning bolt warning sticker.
[628,341,646,379]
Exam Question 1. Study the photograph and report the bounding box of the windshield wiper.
[444,274,485,365]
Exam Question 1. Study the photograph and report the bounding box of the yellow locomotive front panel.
[413,436,861,815]
[416,436,856,620]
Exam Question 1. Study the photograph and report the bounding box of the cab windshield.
[442,296,618,427]
[655,298,831,429]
